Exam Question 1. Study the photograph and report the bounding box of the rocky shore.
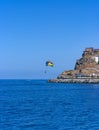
[49,78,99,83]
[49,47,99,83]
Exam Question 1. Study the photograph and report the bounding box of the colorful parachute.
[46,61,54,67]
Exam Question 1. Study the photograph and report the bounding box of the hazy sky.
[0,0,99,79]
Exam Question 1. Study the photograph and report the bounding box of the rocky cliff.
[57,47,99,79]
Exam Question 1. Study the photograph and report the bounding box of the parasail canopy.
[46,61,54,67]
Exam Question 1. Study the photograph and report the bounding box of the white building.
[95,56,99,63]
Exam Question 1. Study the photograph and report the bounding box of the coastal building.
[83,47,93,55]
[95,56,99,64]
[83,47,99,56]
[94,49,99,53]
[85,47,94,52]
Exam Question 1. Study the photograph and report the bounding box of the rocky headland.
[49,47,99,83]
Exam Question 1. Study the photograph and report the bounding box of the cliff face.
[58,48,99,79]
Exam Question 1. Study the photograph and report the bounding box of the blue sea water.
[0,80,99,130]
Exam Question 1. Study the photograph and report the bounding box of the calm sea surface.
[0,80,99,130]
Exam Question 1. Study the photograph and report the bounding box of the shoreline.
[48,78,99,83]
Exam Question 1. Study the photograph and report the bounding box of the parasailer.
[44,61,54,73]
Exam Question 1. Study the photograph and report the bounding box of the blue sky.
[0,0,99,79]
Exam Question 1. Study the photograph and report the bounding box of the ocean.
[0,80,99,130]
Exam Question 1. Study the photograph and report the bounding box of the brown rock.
[58,47,99,79]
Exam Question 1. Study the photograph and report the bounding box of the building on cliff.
[84,47,93,53]
[95,56,99,64]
